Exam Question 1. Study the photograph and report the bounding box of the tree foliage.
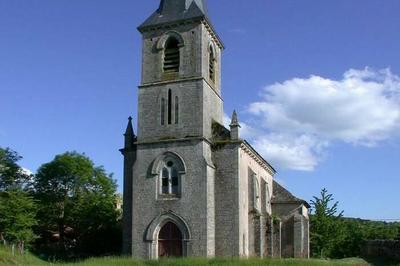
[310,188,400,259]
[33,152,121,258]
[310,188,344,258]
[0,147,37,253]
[0,190,37,251]
[0,147,31,191]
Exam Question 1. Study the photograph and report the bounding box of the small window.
[209,46,215,82]
[175,96,179,124]
[164,37,180,73]
[168,89,172,124]
[161,98,166,125]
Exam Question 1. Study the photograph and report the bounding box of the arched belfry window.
[164,37,180,73]
[209,45,216,82]
[152,152,186,198]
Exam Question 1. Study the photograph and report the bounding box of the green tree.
[0,190,37,253]
[33,152,121,258]
[0,147,31,191]
[0,147,37,254]
[310,188,344,258]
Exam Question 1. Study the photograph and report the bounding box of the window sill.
[158,194,181,201]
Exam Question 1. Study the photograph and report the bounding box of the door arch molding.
[145,211,191,258]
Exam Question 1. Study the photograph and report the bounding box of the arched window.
[175,96,179,124]
[209,45,216,82]
[152,152,185,199]
[160,160,180,196]
[152,152,185,198]
[164,37,180,73]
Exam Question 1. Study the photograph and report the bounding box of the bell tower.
[123,0,225,258]
[137,0,224,142]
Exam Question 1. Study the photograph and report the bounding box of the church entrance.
[158,222,183,258]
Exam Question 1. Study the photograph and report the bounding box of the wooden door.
[158,222,183,258]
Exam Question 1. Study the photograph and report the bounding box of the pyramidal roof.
[138,0,209,31]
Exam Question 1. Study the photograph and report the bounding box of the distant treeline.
[330,217,399,258]
[309,188,400,259]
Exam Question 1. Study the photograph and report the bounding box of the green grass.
[0,247,370,266]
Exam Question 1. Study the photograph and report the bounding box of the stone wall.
[213,143,240,256]
[131,139,215,258]
[361,240,400,260]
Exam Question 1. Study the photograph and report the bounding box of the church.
[121,0,310,259]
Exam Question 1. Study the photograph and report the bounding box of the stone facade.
[121,0,309,259]
[272,181,310,258]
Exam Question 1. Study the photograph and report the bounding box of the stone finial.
[229,110,241,140]
[124,116,135,149]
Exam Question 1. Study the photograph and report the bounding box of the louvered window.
[164,38,180,73]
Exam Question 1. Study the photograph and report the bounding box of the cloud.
[19,167,34,177]
[244,68,400,171]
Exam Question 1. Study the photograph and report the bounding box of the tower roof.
[138,0,209,32]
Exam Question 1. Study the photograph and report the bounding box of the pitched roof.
[138,0,208,31]
[272,180,310,208]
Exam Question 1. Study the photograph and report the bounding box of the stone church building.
[121,0,310,259]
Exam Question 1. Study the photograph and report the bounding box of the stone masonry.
[121,0,310,259]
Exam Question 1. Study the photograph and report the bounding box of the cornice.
[240,141,276,176]
[136,136,213,146]
[139,77,223,101]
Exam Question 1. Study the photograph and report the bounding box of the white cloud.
[244,68,400,171]
[251,133,328,171]
[20,167,33,176]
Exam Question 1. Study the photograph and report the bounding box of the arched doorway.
[158,222,183,257]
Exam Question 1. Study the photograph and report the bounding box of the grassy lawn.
[0,247,371,266]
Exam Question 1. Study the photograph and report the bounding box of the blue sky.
[1,0,399,220]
